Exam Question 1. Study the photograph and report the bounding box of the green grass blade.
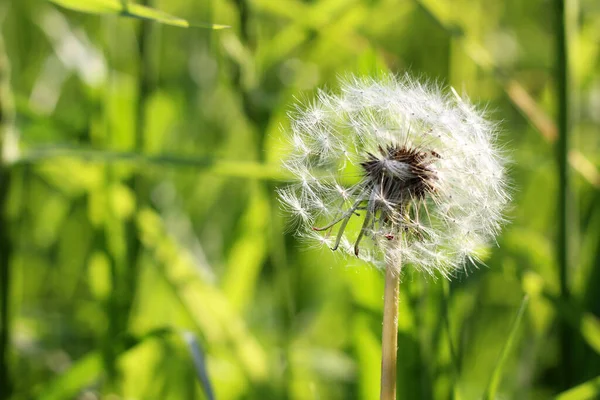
[555,375,600,400]
[137,207,270,383]
[37,352,103,400]
[48,0,229,29]
[37,328,175,400]
[442,280,463,400]
[15,146,287,180]
[182,331,215,400]
[543,290,600,355]
[222,183,269,311]
[482,295,529,400]
[0,32,15,400]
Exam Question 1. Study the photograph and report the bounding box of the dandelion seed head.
[278,74,509,277]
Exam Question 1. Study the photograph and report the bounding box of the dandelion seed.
[278,74,509,277]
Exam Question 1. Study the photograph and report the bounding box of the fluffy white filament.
[278,74,509,278]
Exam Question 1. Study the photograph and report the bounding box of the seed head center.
[312,144,440,256]
[361,144,439,208]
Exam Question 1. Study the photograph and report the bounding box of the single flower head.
[278,74,509,278]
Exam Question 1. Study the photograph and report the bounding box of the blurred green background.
[1,0,599,399]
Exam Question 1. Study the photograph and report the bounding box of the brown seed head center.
[360,144,439,208]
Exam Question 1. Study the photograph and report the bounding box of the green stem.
[103,2,154,390]
[0,164,12,400]
[442,281,461,399]
[0,33,15,400]
[555,0,573,390]
[122,0,153,352]
[122,0,153,321]
[122,0,153,331]
[380,263,400,400]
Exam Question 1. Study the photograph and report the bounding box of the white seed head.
[278,74,509,278]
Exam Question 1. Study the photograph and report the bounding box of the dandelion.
[278,74,509,399]
[279,74,508,275]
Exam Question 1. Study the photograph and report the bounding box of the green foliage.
[482,295,529,400]
[556,375,600,400]
[1,0,600,399]
[48,0,229,29]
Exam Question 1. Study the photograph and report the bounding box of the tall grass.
[555,0,574,389]
[0,33,15,400]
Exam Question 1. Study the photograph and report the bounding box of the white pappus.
[277,74,509,278]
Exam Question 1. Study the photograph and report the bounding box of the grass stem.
[0,33,15,400]
[555,0,573,389]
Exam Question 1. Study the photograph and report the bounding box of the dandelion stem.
[380,261,400,400]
